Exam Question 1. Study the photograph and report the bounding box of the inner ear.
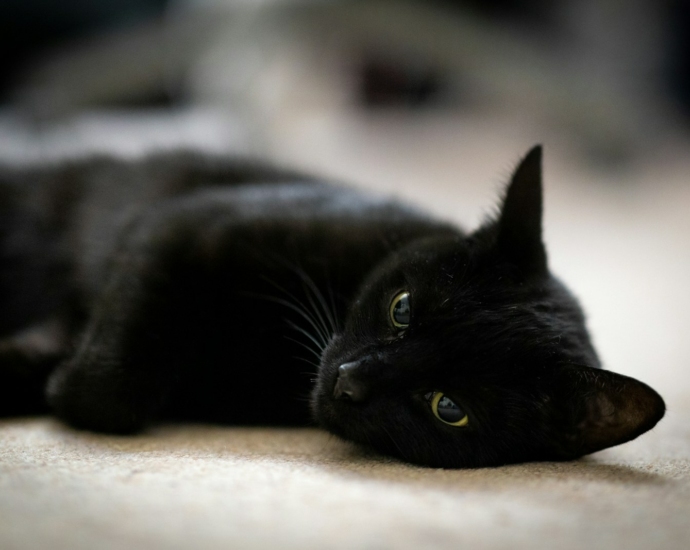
[552,365,665,458]
[497,145,547,273]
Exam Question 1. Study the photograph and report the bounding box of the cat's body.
[0,147,665,468]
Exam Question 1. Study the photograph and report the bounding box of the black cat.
[0,146,664,468]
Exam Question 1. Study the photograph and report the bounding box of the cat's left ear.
[551,365,665,458]
[496,145,547,273]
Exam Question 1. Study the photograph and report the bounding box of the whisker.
[326,282,341,332]
[260,293,328,348]
[260,276,331,346]
[291,356,319,370]
[295,266,339,335]
[302,284,333,344]
[256,256,339,343]
[285,333,322,361]
[285,320,325,354]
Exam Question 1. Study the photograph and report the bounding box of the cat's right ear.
[496,145,547,273]
[550,365,665,458]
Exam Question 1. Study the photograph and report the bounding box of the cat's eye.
[428,392,469,427]
[389,291,411,328]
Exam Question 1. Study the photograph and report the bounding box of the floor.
[1,107,689,549]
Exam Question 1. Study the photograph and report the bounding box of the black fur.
[0,146,665,467]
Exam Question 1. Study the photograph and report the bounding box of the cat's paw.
[46,354,153,434]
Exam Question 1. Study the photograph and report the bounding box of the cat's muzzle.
[333,361,368,402]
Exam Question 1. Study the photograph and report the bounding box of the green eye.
[429,392,469,427]
[389,291,410,328]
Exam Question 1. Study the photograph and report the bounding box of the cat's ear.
[551,365,665,458]
[496,145,547,273]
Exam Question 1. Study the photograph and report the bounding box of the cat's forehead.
[357,238,462,300]
[355,234,552,325]
[384,236,470,279]
[380,236,501,292]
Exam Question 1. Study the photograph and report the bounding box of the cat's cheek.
[308,384,351,438]
[318,334,344,369]
[314,361,342,403]
[309,365,343,429]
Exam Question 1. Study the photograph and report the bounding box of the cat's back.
[2,149,443,235]
[0,151,460,310]
[160,179,439,230]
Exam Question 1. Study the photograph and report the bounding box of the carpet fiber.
[2,414,690,550]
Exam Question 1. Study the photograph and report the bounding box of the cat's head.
[312,146,665,468]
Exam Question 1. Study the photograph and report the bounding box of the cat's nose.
[333,361,368,402]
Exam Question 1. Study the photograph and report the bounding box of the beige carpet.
[2,413,690,550]
[1,111,689,549]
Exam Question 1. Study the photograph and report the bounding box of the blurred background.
[2,0,690,163]
[2,4,690,549]
[0,0,689,408]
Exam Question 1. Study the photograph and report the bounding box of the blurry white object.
[9,0,680,163]
[0,107,250,163]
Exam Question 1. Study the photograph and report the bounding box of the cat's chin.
[311,342,435,466]
[310,369,347,435]
[310,368,429,466]
[311,394,393,459]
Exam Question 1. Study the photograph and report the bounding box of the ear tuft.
[554,366,665,458]
[497,145,546,273]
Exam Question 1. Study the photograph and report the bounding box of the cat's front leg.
[46,209,194,433]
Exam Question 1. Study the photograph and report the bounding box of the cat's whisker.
[285,332,323,362]
[294,365,319,378]
[295,267,339,336]
[325,282,339,331]
[261,276,326,332]
[293,391,314,403]
[262,257,339,341]
[302,285,333,346]
[263,293,329,348]
[244,286,326,345]
[291,357,320,371]
[285,291,331,348]
[285,319,325,354]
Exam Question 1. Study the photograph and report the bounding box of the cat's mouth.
[313,366,418,463]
